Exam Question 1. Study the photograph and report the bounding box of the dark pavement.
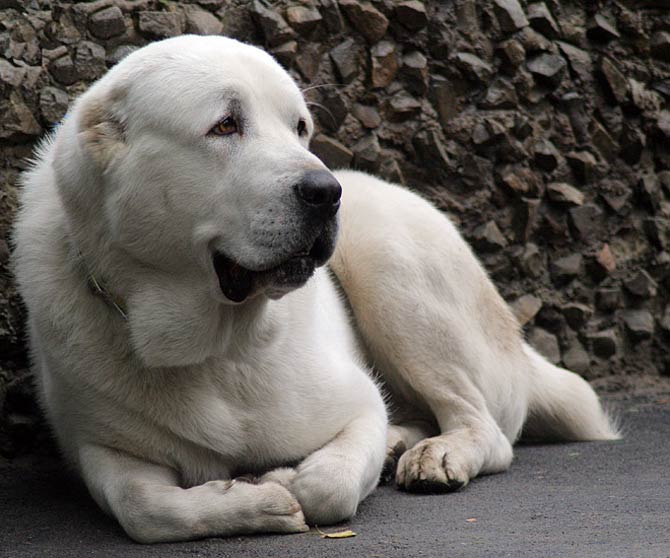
[1,397,669,558]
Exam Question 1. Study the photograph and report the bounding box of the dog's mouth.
[213,233,333,303]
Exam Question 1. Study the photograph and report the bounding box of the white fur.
[13,36,617,543]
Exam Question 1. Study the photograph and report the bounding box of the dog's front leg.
[264,406,387,525]
[78,444,308,543]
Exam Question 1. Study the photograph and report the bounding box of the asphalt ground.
[1,397,669,558]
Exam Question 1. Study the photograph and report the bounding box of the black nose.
[295,170,342,217]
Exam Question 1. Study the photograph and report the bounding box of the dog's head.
[53,36,342,365]
[69,35,339,303]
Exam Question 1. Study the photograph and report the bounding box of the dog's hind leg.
[78,444,308,543]
[521,344,620,442]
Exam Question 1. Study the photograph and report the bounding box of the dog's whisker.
[305,101,336,127]
[300,83,343,94]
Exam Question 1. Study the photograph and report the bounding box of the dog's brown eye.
[297,118,307,137]
[211,116,238,136]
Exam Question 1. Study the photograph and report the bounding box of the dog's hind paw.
[395,437,469,493]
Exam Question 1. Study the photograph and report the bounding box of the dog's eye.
[211,116,238,136]
[297,118,307,137]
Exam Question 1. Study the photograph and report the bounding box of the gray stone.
[185,5,223,35]
[517,26,553,53]
[74,41,106,81]
[566,150,597,184]
[518,242,544,278]
[271,41,297,68]
[600,58,628,104]
[500,167,542,197]
[510,294,543,326]
[498,39,526,69]
[569,204,603,240]
[527,53,566,85]
[319,0,344,33]
[0,92,41,139]
[310,134,353,169]
[587,14,620,42]
[619,123,645,165]
[599,179,631,214]
[479,78,517,109]
[492,0,529,34]
[528,327,561,364]
[472,221,508,252]
[39,86,69,123]
[339,0,388,43]
[552,253,582,281]
[295,44,321,81]
[527,2,560,39]
[352,103,381,129]
[621,309,654,341]
[515,198,541,242]
[0,58,26,88]
[651,31,670,62]
[395,1,427,31]
[413,129,452,170]
[49,53,77,85]
[388,92,421,121]
[547,182,585,207]
[286,6,322,35]
[590,120,618,162]
[644,217,670,250]
[138,11,183,38]
[588,329,619,359]
[251,1,294,46]
[370,41,398,88]
[596,287,620,312]
[623,270,657,299]
[562,341,590,374]
[352,134,381,171]
[329,38,358,83]
[533,138,560,171]
[454,52,493,83]
[556,42,592,84]
[88,6,125,39]
[402,51,428,95]
[563,302,593,330]
[638,174,661,214]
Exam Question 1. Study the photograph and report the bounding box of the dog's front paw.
[244,480,309,534]
[395,437,468,493]
[290,459,360,525]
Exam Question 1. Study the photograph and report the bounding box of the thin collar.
[78,251,128,321]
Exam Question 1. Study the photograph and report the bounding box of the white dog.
[13,35,618,543]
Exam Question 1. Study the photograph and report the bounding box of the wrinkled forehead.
[110,36,306,133]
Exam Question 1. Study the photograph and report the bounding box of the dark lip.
[213,234,332,303]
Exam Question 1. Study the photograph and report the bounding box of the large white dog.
[13,36,618,543]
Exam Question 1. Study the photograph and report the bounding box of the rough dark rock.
[551,253,582,282]
[526,53,566,86]
[401,51,428,96]
[624,270,657,299]
[562,340,590,374]
[454,52,493,84]
[472,221,508,252]
[285,6,322,36]
[600,57,628,105]
[370,40,398,88]
[588,329,619,359]
[528,327,561,364]
[39,86,68,123]
[251,1,294,46]
[621,309,654,341]
[352,133,381,171]
[563,302,593,330]
[74,41,106,81]
[492,0,529,34]
[395,1,428,32]
[352,103,381,129]
[527,2,560,39]
[87,6,125,40]
[138,11,183,39]
[533,139,560,172]
[185,5,224,35]
[310,134,353,169]
[651,31,670,62]
[587,14,620,42]
[339,0,388,43]
[547,182,585,207]
[330,38,358,83]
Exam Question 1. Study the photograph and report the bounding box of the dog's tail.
[521,344,620,442]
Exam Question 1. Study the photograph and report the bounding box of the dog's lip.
[212,235,330,302]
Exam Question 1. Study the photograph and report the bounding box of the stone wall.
[1,0,669,457]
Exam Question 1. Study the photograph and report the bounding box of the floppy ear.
[78,95,127,168]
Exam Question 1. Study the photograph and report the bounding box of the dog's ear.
[78,94,127,168]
